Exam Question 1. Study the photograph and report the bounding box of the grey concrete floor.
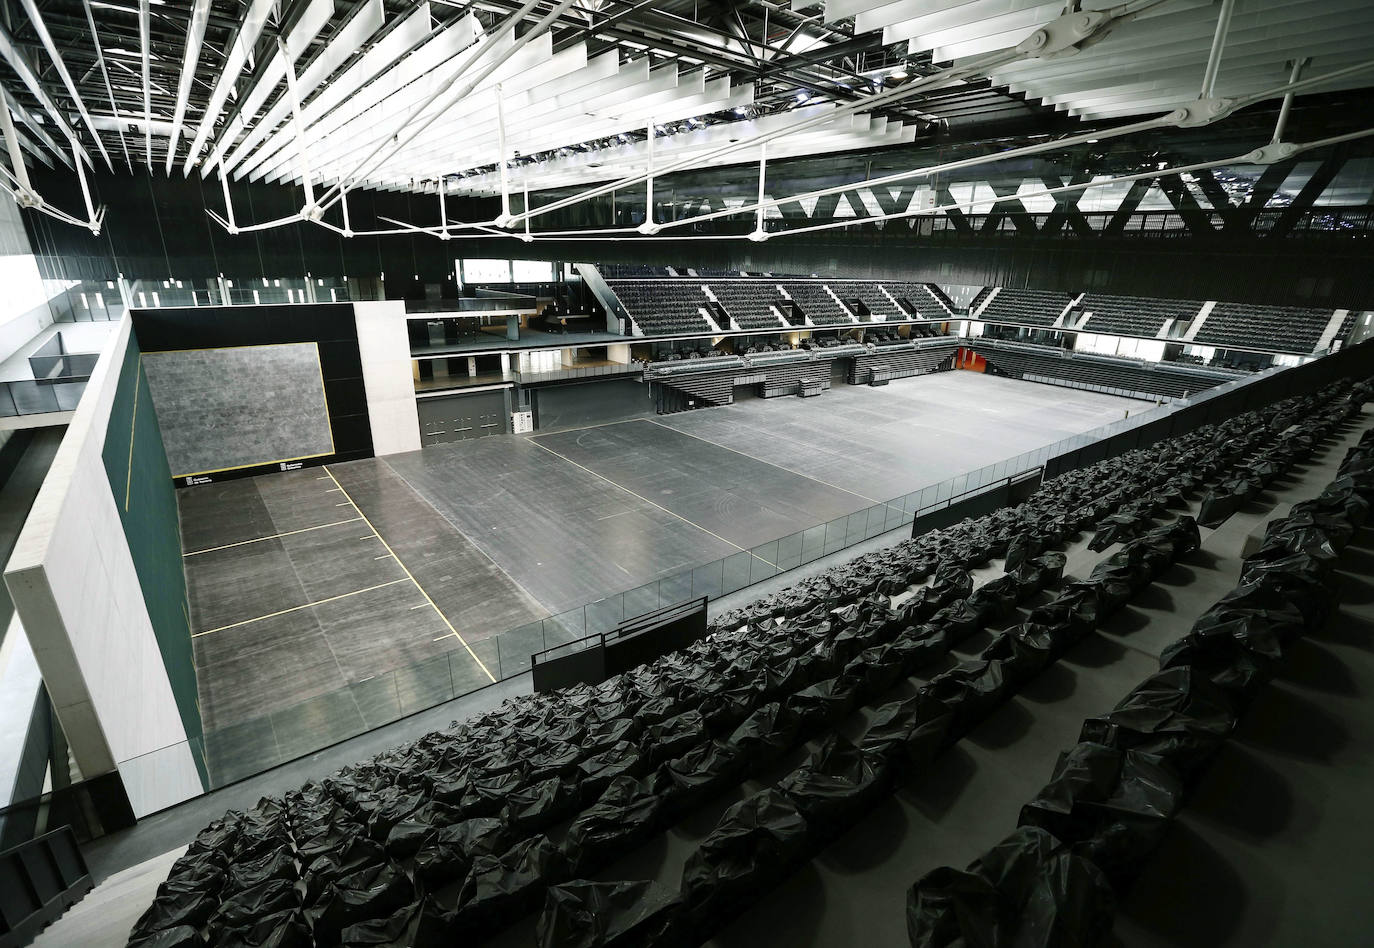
[182,373,1136,782]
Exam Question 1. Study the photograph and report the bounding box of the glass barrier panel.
[748,543,779,584]
[774,530,804,571]
[823,516,847,556]
[884,503,909,533]
[542,608,587,648]
[817,518,837,558]
[795,523,824,564]
[844,510,867,547]
[659,569,695,607]
[53,381,87,411]
[721,550,752,595]
[468,637,501,684]
[623,582,659,619]
[8,381,58,414]
[691,559,724,601]
[394,654,461,715]
[270,687,368,761]
[497,620,549,678]
[350,674,403,729]
[204,715,284,788]
[584,596,624,636]
[863,505,886,540]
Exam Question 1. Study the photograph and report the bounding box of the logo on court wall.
[279,461,304,471]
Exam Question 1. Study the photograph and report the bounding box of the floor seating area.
[605,281,713,335]
[977,288,1072,326]
[907,382,1373,946]
[706,282,787,329]
[1194,302,1336,354]
[125,372,1370,948]
[1078,293,1203,338]
[974,339,1242,400]
[779,283,854,326]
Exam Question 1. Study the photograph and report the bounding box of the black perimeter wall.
[130,303,372,484]
[21,168,1374,310]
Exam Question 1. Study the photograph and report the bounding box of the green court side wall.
[101,331,207,786]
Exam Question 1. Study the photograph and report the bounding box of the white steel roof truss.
[238,11,488,180]
[376,74,744,185]
[182,0,275,173]
[259,32,566,183]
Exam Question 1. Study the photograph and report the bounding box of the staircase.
[1182,300,1216,342]
[1314,309,1350,352]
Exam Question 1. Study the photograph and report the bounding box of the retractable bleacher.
[973,339,1243,399]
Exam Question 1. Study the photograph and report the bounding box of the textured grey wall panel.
[143,343,334,476]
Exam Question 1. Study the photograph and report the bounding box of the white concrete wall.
[4,317,200,817]
[354,301,421,456]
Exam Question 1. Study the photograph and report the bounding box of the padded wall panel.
[142,344,334,478]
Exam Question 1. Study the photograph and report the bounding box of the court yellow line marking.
[173,449,333,480]
[191,579,409,637]
[642,417,882,504]
[323,466,496,682]
[124,355,141,511]
[183,518,364,557]
[527,438,778,568]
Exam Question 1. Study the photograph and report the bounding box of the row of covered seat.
[1194,301,1335,354]
[1077,293,1204,337]
[906,381,1372,946]
[601,270,955,335]
[606,280,713,335]
[977,288,1071,326]
[126,376,1363,948]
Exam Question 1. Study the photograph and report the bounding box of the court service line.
[642,417,883,504]
[322,466,497,682]
[191,578,410,637]
[526,438,779,569]
[182,517,365,557]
